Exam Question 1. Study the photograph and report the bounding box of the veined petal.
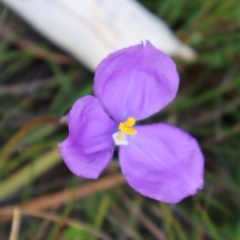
[94,41,179,122]
[59,96,116,179]
[119,124,204,203]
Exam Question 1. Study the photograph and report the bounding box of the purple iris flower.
[58,41,204,204]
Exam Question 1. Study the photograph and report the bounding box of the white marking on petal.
[112,131,128,146]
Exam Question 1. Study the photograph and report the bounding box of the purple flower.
[58,41,204,204]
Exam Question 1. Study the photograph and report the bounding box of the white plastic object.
[0,0,196,70]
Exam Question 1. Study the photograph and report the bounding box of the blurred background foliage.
[0,0,240,239]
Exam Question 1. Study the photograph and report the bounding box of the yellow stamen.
[117,117,137,142]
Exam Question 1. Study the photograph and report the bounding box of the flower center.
[112,117,137,146]
[117,117,137,141]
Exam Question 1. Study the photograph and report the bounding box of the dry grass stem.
[0,174,126,223]
[9,207,21,240]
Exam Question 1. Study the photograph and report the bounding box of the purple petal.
[119,123,204,203]
[94,41,179,122]
[58,96,116,179]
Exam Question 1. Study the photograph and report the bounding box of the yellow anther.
[117,117,137,142]
[124,117,136,127]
